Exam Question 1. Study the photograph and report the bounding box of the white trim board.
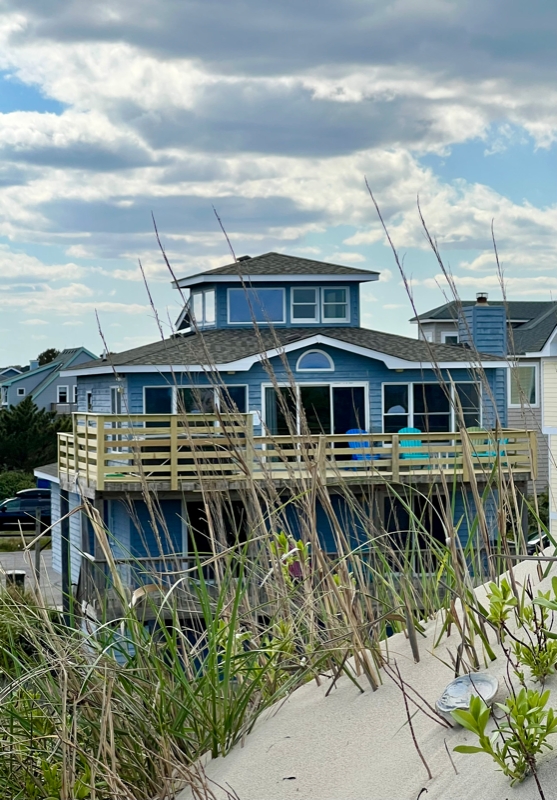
[33,469,60,485]
[61,335,509,377]
[175,272,379,289]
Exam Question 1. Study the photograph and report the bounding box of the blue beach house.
[38,254,536,611]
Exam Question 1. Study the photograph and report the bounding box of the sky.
[0,0,555,365]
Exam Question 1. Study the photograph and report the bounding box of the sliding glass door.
[264,385,367,435]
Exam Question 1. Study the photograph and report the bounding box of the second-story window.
[57,386,69,404]
[191,289,216,328]
[228,288,285,324]
[292,288,319,322]
[322,288,349,322]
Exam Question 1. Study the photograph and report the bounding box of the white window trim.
[57,385,69,403]
[17,387,26,397]
[227,287,286,325]
[321,286,350,324]
[296,349,335,372]
[382,381,482,433]
[442,331,459,344]
[190,288,216,330]
[72,385,78,403]
[291,286,320,324]
[261,381,369,435]
[508,362,539,408]
[86,391,93,412]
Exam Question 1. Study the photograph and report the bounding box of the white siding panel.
[543,361,557,428]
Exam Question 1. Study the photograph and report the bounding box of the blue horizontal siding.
[78,347,508,432]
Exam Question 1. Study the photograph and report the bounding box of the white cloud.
[20,318,47,325]
[327,251,366,263]
[66,244,94,258]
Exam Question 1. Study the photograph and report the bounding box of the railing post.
[391,434,399,483]
[529,430,538,481]
[461,431,470,483]
[317,435,327,483]
[96,415,105,491]
[170,415,178,491]
[245,413,254,478]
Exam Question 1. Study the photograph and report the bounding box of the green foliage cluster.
[0,471,35,501]
[453,690,557,785]
[486,578,517,640]
[36,348,60,367]
[0,397,71,472]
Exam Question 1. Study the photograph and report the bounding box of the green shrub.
[0,471,35,502]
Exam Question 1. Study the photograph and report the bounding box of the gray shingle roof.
[511,305,557,354]
[70,326,502,371]
[411,300,557,355]
[411,300,553,323]
[175,252,379,284]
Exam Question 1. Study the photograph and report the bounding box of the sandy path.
[179,554,557,800]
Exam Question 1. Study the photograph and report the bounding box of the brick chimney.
[457,293,507,356]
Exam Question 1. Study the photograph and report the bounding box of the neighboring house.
[39,253,537,611]
[411,298,557,506]
[0,348,98,413]
[0,366,23,380]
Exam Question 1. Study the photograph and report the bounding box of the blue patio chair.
[398,427,428,460]
[346,429,380,461]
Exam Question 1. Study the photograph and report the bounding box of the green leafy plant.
[453,690,557,788]
[511,583,557,684]
[486,578,517,641]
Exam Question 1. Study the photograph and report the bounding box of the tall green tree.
[37,348,60,367]
[0,397,71,472]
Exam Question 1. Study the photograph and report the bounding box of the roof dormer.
[174,252,379,332]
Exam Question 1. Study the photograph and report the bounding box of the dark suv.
[0,488,51,530]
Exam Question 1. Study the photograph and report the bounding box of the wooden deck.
[58,413,537,492]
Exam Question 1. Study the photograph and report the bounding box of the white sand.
[179,556,557,800]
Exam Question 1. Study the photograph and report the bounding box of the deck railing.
[58,413,538,490]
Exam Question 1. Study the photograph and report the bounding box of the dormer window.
[228,288,285,324]
[190,289,216,329]
[322,288,349,322]
[292,288,319,322]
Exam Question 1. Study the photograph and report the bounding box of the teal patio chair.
[398,427,428,461]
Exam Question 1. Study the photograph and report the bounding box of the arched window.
[296,349,334,372]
